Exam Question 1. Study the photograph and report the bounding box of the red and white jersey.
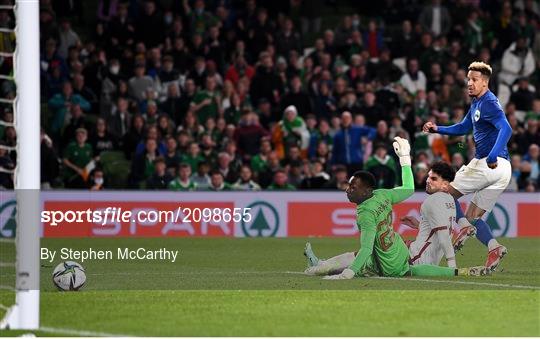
[409,192,456,266]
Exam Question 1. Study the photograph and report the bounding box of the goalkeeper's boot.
[458,266,491,276]
[304,242,319,267]
[485,245,508,271]
[452,225,477,252]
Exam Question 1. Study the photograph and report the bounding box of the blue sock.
[472,219,494,247]
[454,198,465,220]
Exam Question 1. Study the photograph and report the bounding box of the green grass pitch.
[0,237,539,336]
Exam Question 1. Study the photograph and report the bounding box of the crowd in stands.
[0,0,538,191]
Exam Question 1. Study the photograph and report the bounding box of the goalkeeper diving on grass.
[304,137,490,280]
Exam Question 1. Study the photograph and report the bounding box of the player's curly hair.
[430,161,455,183]
[468,61,492,78]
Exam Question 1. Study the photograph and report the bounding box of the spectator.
[176,79,197,125]
[134,126,166,156]
[400,58,427,95]
[313,81,337,120]
[331,111,376,174]
[225,55,255,85]
[207,170,232,191]
[232,165,261,191]
[365,143,398,188]
[163,135,182,175]
[97,0,118,24]
[367,48,402,83]
[191,161,211,190]
[190,76,220,125]
[122,114,145,159]
[360,91,386,126]
[363,19,385,58]
[272,105,310,159]
[49,81,91,137]
[391,20,418,59]
[288,160,305,188]
[281,76,313,115]
[521,143,540,185]
[146,157,173,189]
[89,117,117,156]
[251,138,272,175]
[182,142,205,173]
[451,152,465,172]
[61,103,90,149]
[510,78,536,112]
[250,52,282,107]
[339,90,362,116]
[257,151,282,188]
[267,169,296,190]
[58,19,80,59]
[248,8,274,58]
[135,1,164,48]
[323,165,349,190]
[107,3,134,47]
[507,154,522,192]
[517,119,540,154]
[234,111,270,158]
[128,63,156,102]
[413,162,429,191]
[72,74,98,111]
[418,0,452,37]
[169,163,198,191]
[129,137,160,188]
[89,167,106,190]
[188,0,218,35]
[107,97,131,140]
[62,128,93,188]
[498,36,536,106]
[300,160,330,189]
[216,152,238,183]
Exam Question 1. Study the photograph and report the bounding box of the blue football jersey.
[467,90,509,160]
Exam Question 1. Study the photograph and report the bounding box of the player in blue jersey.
[423,61,512,271]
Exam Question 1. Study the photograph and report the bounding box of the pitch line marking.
[85,270,539,289]
[373,276,540,290]
[9,271,535,290]
[40,326,130,337]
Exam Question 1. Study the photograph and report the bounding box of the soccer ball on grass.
[52,261,86,291]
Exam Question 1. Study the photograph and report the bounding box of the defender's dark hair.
[351,171,376,189]
[430,161,456,182]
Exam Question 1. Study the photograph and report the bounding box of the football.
[52,261,86,291]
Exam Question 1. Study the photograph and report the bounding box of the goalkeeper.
[305,137,489,280]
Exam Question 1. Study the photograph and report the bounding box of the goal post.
[0,0,41,330]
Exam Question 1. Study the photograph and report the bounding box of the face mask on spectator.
[110,65,120,75]
[164,15,173,25]
[94,178,104,186]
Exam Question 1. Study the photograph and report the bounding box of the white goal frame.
[0,0,40,330]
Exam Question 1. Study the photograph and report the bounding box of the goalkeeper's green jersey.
[349,165,414,277]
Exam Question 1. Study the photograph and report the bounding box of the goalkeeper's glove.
[392,136,411,167]
[322,268,355,280]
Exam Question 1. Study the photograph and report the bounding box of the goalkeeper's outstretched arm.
[388,137,414,204]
